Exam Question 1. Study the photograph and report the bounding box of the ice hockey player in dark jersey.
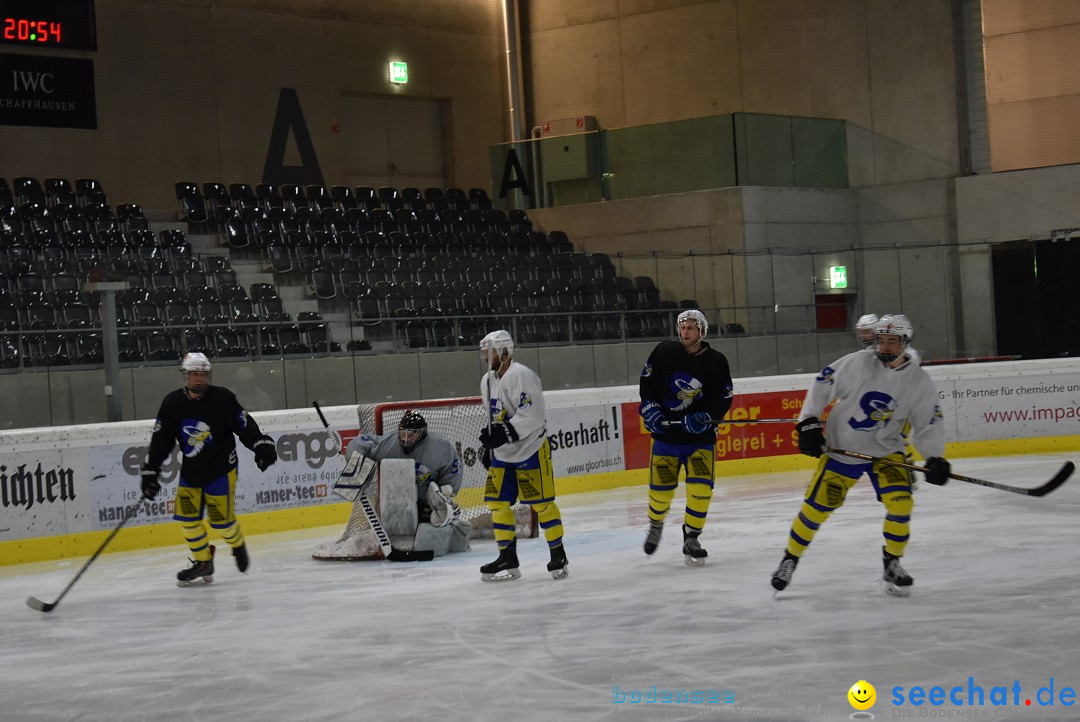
[139,353,277,585]
[639,309,733,566]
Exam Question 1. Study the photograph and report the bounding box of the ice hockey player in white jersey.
[345,411,467,555]
[477,330,568,581]
[770,314,951,596]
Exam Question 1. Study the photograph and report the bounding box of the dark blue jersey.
[639,340,734,443]
[145,386,267,485]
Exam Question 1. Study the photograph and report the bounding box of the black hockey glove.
[480,447,492,469]
[639,401,665,434]
[796,417,826,458]
[253,436,277,472]
[479,421,518,450]
[140,465,161,500]
[923,456,951,486]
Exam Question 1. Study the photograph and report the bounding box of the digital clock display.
[0,0,96,50]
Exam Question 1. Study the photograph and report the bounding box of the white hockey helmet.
[180,352,211,398]
[180,352,211,373]
[874,314,912,363]
[874,314,912,342]
[479,329,514,358]
[676,309,708,337]
[855,313,879,349]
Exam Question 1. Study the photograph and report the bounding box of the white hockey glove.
[426,482,460,528]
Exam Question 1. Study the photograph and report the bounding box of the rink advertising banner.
[0,448,84,541]
[84,426,351,534]
[622,392,803,470]
[936,373,1080,441]
[547,404,626,477]
[0,53,97,128]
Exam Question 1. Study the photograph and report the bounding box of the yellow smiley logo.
[848,680,876,710]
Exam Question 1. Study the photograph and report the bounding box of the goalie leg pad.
[448,519,471,553]
[380,458,419,537]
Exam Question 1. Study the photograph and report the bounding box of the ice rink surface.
[2,452,1078,722]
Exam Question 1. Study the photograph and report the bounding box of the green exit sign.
[829,266,848,289]
[389,61,408,84]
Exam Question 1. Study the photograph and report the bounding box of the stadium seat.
[175,182,207,224]
[229,183,260,222]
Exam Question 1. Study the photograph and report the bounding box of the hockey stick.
[27,499,143,613]
[313,401,408,560]
[662,417,795,428]
[828,447,1075,497]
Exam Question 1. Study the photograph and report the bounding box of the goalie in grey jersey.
[345,410,464,529]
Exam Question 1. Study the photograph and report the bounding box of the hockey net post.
[313,397,538,561]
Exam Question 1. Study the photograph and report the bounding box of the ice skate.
[232,542,249,573]
[771,551,799,592]
[643,520,663,555]
[177,545,215,586]
[682,525,707,567]
[882,547,913,597]
[480,541,521,582]
[546,545,569,580]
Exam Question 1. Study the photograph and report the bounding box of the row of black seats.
[344,277,662,319]
[224,220,571,258]
[1,177,107,208]
[393,311,674,350]
[294,251,621,299]
[2,227,189,262]
[177,183,499,227]
[0,278,280,332]
[0,315,345,369]
[218,203,523,239]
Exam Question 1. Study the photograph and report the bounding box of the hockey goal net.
[312,396,537,561]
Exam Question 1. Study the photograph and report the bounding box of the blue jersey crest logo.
[665,372,703,412]
[180,419,213,457]
[847,391,896,431]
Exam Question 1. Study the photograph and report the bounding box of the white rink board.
[2,359,1078,544]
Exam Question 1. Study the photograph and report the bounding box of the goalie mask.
[180,352,211,399]
[479,329,514,370]
[398,410,427,453]
[855,313,879,349]
[874,314,912,364]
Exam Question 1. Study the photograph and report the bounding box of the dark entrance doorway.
[991,238,1080,359]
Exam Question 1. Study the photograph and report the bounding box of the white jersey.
[480,360,547,464]
[345,432,463,496]
[798,350,945,462]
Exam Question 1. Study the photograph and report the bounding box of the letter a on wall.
[263,88,325,187]
[499,147,531,199]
